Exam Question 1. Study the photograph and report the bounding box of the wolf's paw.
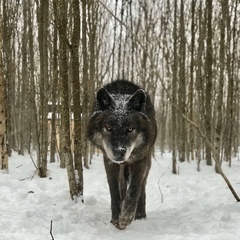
[135,212,146,220]
[110,215,134,230]
[117,214,134,230]
[111,219,126,230]
[110,219,119,228]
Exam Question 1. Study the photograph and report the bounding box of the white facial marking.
[125,134,144,163]
[102,139,115,161]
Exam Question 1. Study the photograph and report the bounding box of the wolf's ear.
[127,89,146,112]
[96,88,115,111]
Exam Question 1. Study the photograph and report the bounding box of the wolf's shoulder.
[104,80,140,95]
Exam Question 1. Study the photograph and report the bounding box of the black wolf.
[87,80,157,229]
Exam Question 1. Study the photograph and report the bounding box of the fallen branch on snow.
[50,220,54,240]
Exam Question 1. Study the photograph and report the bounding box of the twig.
[31,169,38,180]
[50,220,54,240]
[158,172,166,203]
[19,176,32,181]
[29,152,38,170]
[19,169,38,181]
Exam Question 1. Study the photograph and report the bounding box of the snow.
[1,150,240,240]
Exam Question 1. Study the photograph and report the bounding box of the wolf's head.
[87,87,150,164]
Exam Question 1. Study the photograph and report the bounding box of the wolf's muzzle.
[113,148,127,162]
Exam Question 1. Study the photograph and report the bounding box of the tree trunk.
[0,14,8,171]
[171,0,178,174]
[2,0,17,154]
[205,0,213,166]
[196,0,205,168]
[224,1,236,167]
[178,0,186,162]
[189,0,196,161]
[81,0,89,169]
[58,0,78,200]
[50,0,58,163]
[37,0,49,177]
[27,1,38,152]
[71,0,84,197]
[214,0,226,173]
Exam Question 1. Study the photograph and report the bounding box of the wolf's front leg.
[117,187,138,229]
[117,160,148,230]
[103,157,122,224]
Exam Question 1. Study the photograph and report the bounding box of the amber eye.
[105,126,112,131]
[128,128,134,132]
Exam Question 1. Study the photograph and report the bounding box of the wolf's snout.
[114,148,126,162]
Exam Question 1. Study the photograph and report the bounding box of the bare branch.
[158,172,166,203]
[50,220,54,240]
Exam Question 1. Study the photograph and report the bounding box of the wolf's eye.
[128,128,134,132]
[105,126,112,131]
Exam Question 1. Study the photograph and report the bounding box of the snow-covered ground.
[1,150,240,240]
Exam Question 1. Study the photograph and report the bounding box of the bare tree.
[178,0,187,162]
[71,0,83,197]
[50,0,58,163]
[224,1,238,166]
[0,13,8,170]
[37,0,49,177]
[204,0,213,166]
[81,0,90,169]
[171,0,178,174]
[2,0,18,154]
[188,0,196,161]
[58,0,78,200]
[195,0,205,170]
[27,1,38,153]
[214,0,227,173]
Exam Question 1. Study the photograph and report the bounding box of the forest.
[0,0,240,200]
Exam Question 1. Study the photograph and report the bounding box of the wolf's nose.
[114,147,126,162]
[116,147,126,155]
